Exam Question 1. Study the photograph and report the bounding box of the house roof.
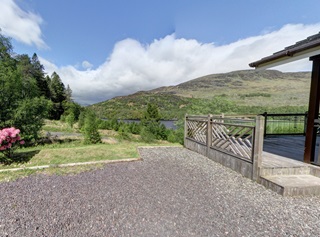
[249,32,320,69]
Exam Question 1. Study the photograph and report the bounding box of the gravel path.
[1,147,320,236]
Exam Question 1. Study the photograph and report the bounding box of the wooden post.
[304,55,320,163]
[184,114,188,146]
[263,112,268,137]
[304,111,308,135]
[207,114,212,155]
[253,115,264,181]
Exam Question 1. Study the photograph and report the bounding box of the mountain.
[89,70,311,119]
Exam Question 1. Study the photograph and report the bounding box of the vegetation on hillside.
[90,93,308,121]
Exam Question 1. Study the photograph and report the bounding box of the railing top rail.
[186,117,208,121]
[213,114,257,118]
[186,115,208,119]
[211,120,255,128]
[261,113,307,116]
[216,117,256,122]
[187,114,257,119]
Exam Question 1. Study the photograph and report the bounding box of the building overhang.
[249,33,320,70]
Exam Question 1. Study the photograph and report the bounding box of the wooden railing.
[185,115,264,180]
[186,115,258,162]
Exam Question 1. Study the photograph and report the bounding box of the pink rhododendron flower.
[0,127,24,157]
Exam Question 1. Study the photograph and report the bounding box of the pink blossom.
[20,140,25,145]
[0,127,23,153]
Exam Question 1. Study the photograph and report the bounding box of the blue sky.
[1,0,320,104]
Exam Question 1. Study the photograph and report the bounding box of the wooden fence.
[185,114,264,180]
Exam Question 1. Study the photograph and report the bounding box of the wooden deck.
[261,135,320,196]
[263,135,320,167]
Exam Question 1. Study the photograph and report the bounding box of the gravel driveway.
[1,147,320,236]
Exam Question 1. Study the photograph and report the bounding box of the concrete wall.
[185,138,253,179]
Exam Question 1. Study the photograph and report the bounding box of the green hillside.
[89,70,311,119]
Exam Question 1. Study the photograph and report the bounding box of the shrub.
[140,127,156,143]
[13,97,51,143]
[78,111,86,130]
[65,112,75,128]
[116,126,132,141]
[0,127,24,163]
[82,111,101,144]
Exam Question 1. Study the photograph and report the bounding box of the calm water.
[120,119,177,130]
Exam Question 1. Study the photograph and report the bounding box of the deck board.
[264,135,316,161]
[262,135,320,168]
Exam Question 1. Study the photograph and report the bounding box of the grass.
[0,121,181,183]
[0,164,106,183]
[42,119,78,133]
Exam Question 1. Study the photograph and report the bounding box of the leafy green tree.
[0,31,72,144]
[141,103,167,140]
[49,72,66,103]
[0,30,13,60]
[13,97,51,142]
[31,53,50,99]
[143,103,161,122]
[16,54,40,99]
[49,72,66,119]
[78,110,86,130]
[62,101,82,121]
[82,110,101,144]
[65,112,75,128]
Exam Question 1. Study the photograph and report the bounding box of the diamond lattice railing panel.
[186,120,207,144]
[210,122,254,160]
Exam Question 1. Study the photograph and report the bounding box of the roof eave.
[249,39,320,70]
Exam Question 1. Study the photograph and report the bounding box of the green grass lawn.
[0,123,181,183]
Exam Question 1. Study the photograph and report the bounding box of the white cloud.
[40,23,320,105]
[82,60,93,70]
[0,0,47,48]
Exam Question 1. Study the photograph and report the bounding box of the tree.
[48,72,66,119]
[65,84,73,102]
[16,54,40,99]
[141,103,167,140]
[31,53,50,99]
[0,31,66,143]
[143,103,161,123]
[13,97,51,142]
[49,72,66,103]
[82,110,101,144]
[0,30,13,60]
[65,112,75,128]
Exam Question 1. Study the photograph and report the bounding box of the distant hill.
[89,70,310,119]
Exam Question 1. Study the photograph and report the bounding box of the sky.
[1,0,320,105]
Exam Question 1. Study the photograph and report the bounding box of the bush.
[65,112,75,128]
[78,111,86,130]
[116,126,132,141]
[140,127,156,143]
[0,127,24,163]
[82,111,101,144]
[13,97,51,143]
[127,122,141,134]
